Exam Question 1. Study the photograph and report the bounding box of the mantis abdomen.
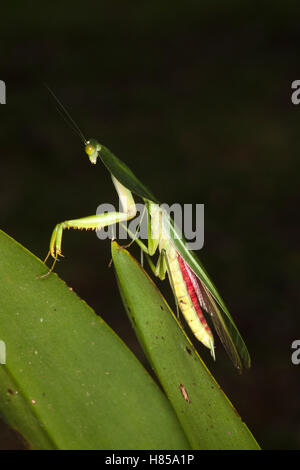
[165,242,215,358]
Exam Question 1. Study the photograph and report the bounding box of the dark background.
[1,1,299,450]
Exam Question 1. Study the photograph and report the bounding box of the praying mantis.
[43,95,251,372]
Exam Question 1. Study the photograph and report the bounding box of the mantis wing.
[163,213,251,372]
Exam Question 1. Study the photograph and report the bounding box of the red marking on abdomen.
[177,255,211,332]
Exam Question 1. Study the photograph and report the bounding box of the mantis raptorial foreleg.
[119,204,147,250]
[43,176,137,275]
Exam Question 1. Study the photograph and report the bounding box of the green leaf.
[0,230,190,450]
[112,241,260,450]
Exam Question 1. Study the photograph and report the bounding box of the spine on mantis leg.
[167,246,215,358]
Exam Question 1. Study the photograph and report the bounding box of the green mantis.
[44,97,251,372]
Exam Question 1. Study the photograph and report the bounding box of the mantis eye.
[84,138,101,164]
[85,143,95,156]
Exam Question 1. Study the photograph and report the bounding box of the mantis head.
[85,138,102,164]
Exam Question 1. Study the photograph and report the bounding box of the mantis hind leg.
[145,250,167,280]
[145,249,180,320]
[161,249,180,320]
